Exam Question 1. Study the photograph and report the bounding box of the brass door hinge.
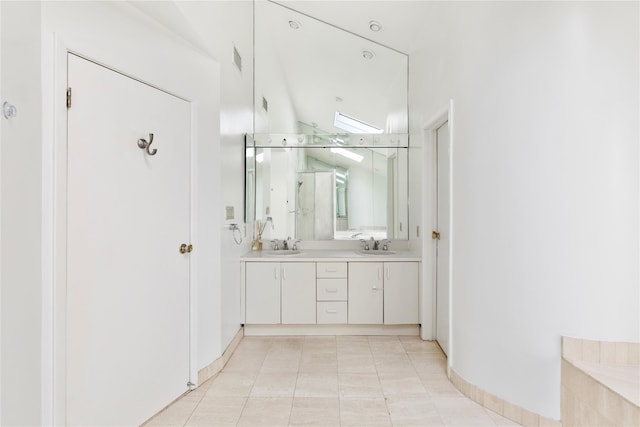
[66,88,72,109]
[432,231,441,240]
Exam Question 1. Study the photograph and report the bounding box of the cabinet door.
[348,262,383,324]
[246,262,281,324]
[384,262,419,324]
[281,262,316,324]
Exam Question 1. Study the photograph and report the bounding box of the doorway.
[435,120,450,356]
[65,54,192,425]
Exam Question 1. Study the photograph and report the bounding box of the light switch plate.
[225,206,234,220]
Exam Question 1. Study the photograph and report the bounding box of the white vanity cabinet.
[348,262,384,324]
[245,262,281,324]
[316,262,348,324]
[281,262,316,324]
[243,254,420,332]
[348,261,419,325]
[245,262,316,324]
[383,262,419,325]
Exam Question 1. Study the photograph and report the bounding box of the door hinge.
[66,88,72,109]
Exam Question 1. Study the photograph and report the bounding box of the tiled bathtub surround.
[561,337,640,426]
[146,336,519,426]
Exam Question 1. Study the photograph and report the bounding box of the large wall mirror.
[247,1,409,241]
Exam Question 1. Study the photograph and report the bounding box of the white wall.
[410,1,639,419]
[167,0,255,356]
[39,1,223,423]
[0,2,42,424]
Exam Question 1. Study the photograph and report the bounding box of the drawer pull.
[325,309,337,314]
[325,288,338,293]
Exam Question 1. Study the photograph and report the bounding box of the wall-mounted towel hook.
[137,133,157,156]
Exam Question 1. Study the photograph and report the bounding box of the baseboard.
[449,369,561,427]
[196,327,244,385]
[243,324,420,336]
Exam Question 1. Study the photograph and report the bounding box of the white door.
[348,262,383,324]
[436,121,450,356]
[66,54,191,426]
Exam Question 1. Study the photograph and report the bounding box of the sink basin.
[264,250,302,256]
[357,250,396,256]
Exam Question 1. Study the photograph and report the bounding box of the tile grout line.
[181,388,209,427]
[235,338,271,426]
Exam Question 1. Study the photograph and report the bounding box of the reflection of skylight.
[336,172,346,179]
[246,147,254,157]
[336,178,345,184]
[334,112,383,134]
[330,147,363,163]
[256,152,264,163]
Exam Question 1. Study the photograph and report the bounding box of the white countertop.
[241,249,421,262]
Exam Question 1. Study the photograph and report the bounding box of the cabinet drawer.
[317,302,347,324]
[316,262,347,278]
[316,278,347,301]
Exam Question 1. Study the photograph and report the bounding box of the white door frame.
[422,100,454,371]
[41,35,201,425]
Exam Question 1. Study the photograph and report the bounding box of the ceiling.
[255,0,409,134]
[275,1,437,54]
[128,1,438,135]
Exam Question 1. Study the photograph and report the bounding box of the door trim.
[421,101,454,372]
[41,35,203,425]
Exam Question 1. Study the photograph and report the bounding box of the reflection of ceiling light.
[335,111,383,134]
[289,20,301,29]
[362,50,375,60]
[336,172,346,179]
[256,152,264,163]
[336,178,345,184]
[369,20,382,32]
[246,147,255,157]
[330,147,363,163]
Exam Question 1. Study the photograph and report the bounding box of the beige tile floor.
[146,335,521,426]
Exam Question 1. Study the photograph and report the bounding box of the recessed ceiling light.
[369,20,382,32]
[362,50,375,60]
[288,20,301,30]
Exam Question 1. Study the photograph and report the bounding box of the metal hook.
[137,133,157,156]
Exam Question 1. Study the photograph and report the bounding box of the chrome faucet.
[360,239,370,251]
[381,240,391,251]
[282,239,289,250]
[271,239,279,250]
